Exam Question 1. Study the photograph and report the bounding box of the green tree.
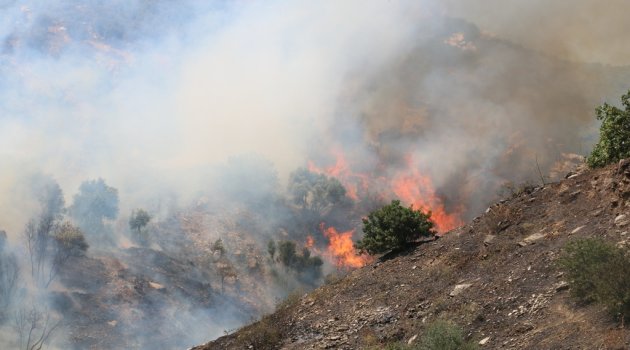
[278,240,297,267]
[212,239,226,257]
[129,209,151,234]
[288,168,347,212]
[46,222,88,286]
[356,200,435,255]
[587,90,630,167]
[69,178,119,234]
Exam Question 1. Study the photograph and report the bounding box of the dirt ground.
[195,160,630,349]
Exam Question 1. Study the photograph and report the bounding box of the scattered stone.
[483,235,496,246]
[449,283,472,297]
[149,282,165,290]
[479,337,491,345]
[407,334,418,345]
[555,281,570,292]
[590,209,603,217]
[568,174,579,179]
[107,320,118,327]
[570,226,585,234]
[615,214,628,227]
[518,232,546,246]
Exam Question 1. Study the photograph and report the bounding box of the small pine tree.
[356,200,435,255]
[587,90,630,167]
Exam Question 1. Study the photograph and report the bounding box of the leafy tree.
[277,240,297,267]
[587,90,630,167]
[288,168,347,213]
[212,239,226,257]
[69,178,119,234]
[276,240,323,278]
[558,238,630,321]
[356,200,435,255]
[129,209,151,234]
[31,174,65,220]
[46,222,88,286]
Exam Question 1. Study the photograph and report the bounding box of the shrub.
[558,238,630,320]
[587,90,630,167]
[418,320,478,350]
[356,200,435,255]
[377,321,477,350]
[234,315,281,349]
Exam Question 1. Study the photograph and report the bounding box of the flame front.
[320,223,370,268]
[391,157,463,232]
[308,150,369,201]
[310,151,463,233]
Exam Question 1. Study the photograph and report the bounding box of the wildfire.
[305,235,315,249]
[308,149,369,201]
[320,223,370,268]
[309,151,463,233]
[391,156,463,232]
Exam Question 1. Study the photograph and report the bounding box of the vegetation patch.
[558,238,630,322]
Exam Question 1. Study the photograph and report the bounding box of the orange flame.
[305,235,315,249]
[308,150,369,201]
[392,169,462,232]
[309,151,463,233]
[320,223,370,268]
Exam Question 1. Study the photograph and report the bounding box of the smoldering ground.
[1,1,630,348]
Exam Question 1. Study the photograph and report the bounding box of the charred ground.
[195,160,630,349]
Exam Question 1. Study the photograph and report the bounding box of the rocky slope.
[194,160,630,349]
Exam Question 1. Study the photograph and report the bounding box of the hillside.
[194,159,630,350]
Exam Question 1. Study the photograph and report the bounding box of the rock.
[479,337,491,345]
[407,334,418,345]
[149,282,165,290]
[518,232,546,246]
[449,283,472,297]
[568,174,579,179]
[555,281,570,292]
[483,235,496,246]
[570,226,585,234]
[615,214,629,227]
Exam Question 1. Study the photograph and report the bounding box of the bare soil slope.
[195,160,630,350]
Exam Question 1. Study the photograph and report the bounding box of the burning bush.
[356,200,435,255]
[587,90,630,168]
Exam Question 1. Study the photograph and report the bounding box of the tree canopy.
[587,90,630,167]
[69,178,119,233]
[356,200,435,255]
